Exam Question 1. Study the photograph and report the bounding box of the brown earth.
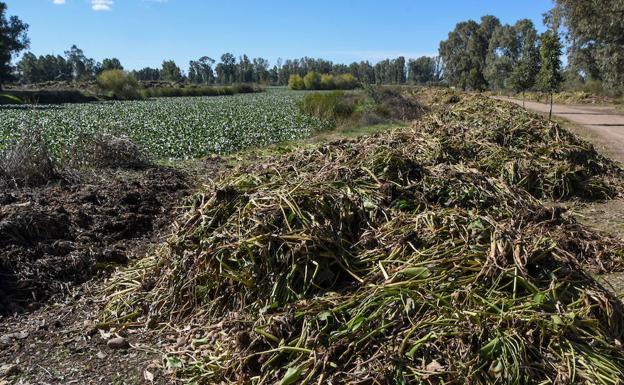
[0,158,234,384]
[0,167,189,314]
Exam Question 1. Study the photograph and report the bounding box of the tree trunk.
[549,92,553,120]
[522,91,525,108]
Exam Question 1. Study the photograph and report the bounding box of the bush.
[320,74,335,90]
[365,86,424,120]
[70,133,149,170]
[0,129,58,187]
[335,73,358,90]
[298,91,357,123]
[304,71,322,90]
[291,72,359,91]
[97,69,141,100]
[140,84,262,98]
[288,74,305,90]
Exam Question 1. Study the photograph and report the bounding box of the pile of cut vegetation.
[104,94,624,384]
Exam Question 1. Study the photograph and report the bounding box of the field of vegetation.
[0,89,331,160]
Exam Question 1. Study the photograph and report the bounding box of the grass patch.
[298,86,425,130]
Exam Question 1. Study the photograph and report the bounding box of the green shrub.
[139,84,262,98]
[288,74,305,90]
[97,69,141,100]
[291,72,359,91]
[298,91,357,124]
[335,73,358,90]
[304,71,322,90]
[320,74,335,90]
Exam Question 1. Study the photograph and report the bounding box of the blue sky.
[5,0,554,71]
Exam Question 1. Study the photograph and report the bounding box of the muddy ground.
[0,158,233,384]
[0,167,188,313]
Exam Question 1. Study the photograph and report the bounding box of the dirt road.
[496,97,624,163]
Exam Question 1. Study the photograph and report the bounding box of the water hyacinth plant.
[0,90,332,160]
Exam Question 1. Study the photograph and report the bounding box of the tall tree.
[216,53,236,84]
[188,56,215,84]
[132,67,160,81]
[252,57,269,83]
[508,21,541,106]
[64,45,88,80]
[0,2,29,89]
[509,51,540,107]
[160,60,182,82]
[486,19,539,91]
[552,0,624,89]
[16,52,40,83]
[408,56,439,84]
[536,31,563,119]
[237,54,253,83]
[439,16,500,90]
[101,58,123,72]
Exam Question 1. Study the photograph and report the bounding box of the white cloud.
[91,0,113,11]
[52,0,66,4]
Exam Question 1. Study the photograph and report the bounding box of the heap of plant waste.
[413,94,622,200]
[104,94,624,384]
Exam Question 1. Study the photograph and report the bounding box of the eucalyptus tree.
[0,1,28,89]
[553,0,624,89]
[536,31,563,119]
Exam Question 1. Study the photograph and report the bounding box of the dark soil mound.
[0,167,188,313]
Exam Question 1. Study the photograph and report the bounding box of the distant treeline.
[15,48,442,87]
[8,0,622,95]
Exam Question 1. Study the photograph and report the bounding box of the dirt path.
[496,97,624,163]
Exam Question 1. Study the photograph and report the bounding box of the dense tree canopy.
[101,58,123,71]
[132,67,160,81]
[439,19,488,90]
[485,19,539,90]
[553,0,624,89]
[0,1,29,89]
[160,60,182,82]
[17,44,104,83]
[407,56,442,84]
[188,56,215,84]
